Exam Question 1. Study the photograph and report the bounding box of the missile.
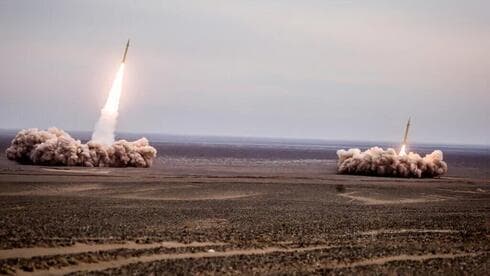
[121,39,130,63]
[402,117,411,145]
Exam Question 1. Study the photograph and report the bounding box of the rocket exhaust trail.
[91,40,130,145]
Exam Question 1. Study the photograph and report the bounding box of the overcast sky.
[0,0,489,145]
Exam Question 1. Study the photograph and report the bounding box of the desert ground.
[0,134,489,275]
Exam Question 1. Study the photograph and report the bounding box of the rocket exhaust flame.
[399,144,407,156]
[399,117,411,156]
[91,63,125,145]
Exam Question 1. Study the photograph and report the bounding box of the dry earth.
[0,137,489,274]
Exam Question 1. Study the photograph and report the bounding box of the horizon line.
[0,128,488,148]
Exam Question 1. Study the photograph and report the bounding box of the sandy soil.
[0,138,489,274]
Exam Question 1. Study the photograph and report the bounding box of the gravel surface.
[0,140,488,275]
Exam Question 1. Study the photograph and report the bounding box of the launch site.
[0,1,489,275]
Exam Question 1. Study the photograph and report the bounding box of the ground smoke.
[337,147,447,178]
[6,128,157,167]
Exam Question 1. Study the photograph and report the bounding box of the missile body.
[122,39,130,63]
[402,117,411,145]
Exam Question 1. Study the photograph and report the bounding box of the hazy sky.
[1,0,489,145]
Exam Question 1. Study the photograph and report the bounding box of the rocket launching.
[399,117,411,156]
[402,117,411,145]
[6,39,157,167]
[91,40,130,144]
[336,116,447,178]
[122,39,130,63]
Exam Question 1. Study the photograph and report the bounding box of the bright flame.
[91,63,125,145]
[399,144,407,156]
[102,63,125,114]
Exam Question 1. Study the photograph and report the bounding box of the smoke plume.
[92,63,125,145]
[92,111,118,145]
[6,128,157,167]
[337,147,447,178]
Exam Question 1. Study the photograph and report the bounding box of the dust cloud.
[337,147,447,178]
[6,128,157,167]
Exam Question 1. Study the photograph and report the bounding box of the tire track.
[0,241,224,260]
[322,251,488,270]
[17,245,333,275]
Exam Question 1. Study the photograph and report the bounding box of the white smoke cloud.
[91,110,118,145]
[6,128,157,168]
[91,63,125,145]
[337,147,447,178]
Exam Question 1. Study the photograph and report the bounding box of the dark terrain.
[0,133,489,275]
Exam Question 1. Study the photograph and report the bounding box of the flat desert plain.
[0,136,489,274]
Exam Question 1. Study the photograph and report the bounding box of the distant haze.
[0,1,489,145]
